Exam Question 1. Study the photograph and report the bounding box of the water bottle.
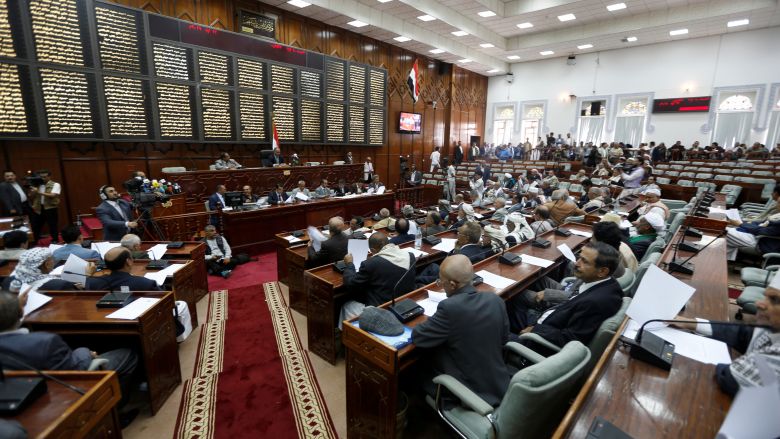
[414,226,422,249]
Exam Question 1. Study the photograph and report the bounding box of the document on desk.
[148,244,168,260]
[431,238,457,253]
[295,192,309,201]
[308,226,327,252]
[626,264,696,326]
[348,239,370,272]
[709,207,741,221]
[623,319,731,365]
[92,242,121,259]
[476,270,515,290]
[520,254,555,268]
[106,298,160,320]
[405,248,429,258]
[284,235,302,243]
[61,254,88,284]
[22,290,52,318]
[376,186,386,195]
[144,263,185,286]
[557,243,576,262]
[569,229,592,238]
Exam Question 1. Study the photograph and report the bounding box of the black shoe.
[119,408,139,428]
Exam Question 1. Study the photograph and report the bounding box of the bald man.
[412,254,511,408]
[306,217,349,268]
[85,247,161,291]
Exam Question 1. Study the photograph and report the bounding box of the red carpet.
[174,283,336,439]
[728,287,743,300]
[206,251,277,291]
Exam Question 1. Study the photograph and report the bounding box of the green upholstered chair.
[665,213,686,242]
[740,252,780,287]
[640,238,666,264]
[626,252,662,297]
[430,341,590,439]
[736,286,766,320]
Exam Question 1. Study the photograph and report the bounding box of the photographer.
[29,170,61,243]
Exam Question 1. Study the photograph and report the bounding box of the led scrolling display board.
[0,0,387,145]
[652,96,712,113]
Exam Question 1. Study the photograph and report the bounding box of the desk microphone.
[530,221,551,248]
[491,237,522,265]
[667,229,724,275]
[626,318,772,370]
[389,254,424,323]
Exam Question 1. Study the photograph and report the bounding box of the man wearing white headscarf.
[628,212,665,260]
[449,204,476,230]
[469,174,485,207]
[484,212,534,249]
[637,188,669,220]
[1,247,79,291]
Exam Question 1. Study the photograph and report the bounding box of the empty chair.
[691,162,706,166]
[558,181,571,191]
[679,171,696,178]
[655,177,671,185]
[695,173,713,179]
[740,252,780,288]
[714,174,734,181]
[670,164,684,170]
[641,238,667,264]
[733,168,751,174]
[677,179,694,187]
[656,164,670,170]
[752,178,777,200]
[736,287,766,320]
[666,171,680,177]
[753,170,773,176]
[162,166,187,173]
[695,181,716,192]
[568,183,583,193]
[666,212,686,239]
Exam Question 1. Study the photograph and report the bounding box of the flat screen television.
[399,112,421,134]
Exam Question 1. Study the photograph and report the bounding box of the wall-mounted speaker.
[506,73,514,84]
[437,62,451,76]
[590,101,601,116]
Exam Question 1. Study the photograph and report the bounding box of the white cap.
[643,188,661,197]
[504,173,512,178]
[643,212,665,232]
[528,187,539,194]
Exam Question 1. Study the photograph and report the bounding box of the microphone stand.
[492,236,522,265]
[389,254,424,323]
[530,220,551,248]
[667,228,724,275]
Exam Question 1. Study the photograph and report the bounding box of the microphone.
[389,254,424,323]
[667,229,724,275]
[627,318,772,370]
[530,220,551,248]
[490,236,522,265]
[0,352,86,394]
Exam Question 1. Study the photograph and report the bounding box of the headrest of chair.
[515,341,589,388]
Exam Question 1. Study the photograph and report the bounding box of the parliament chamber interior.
[0,0,779,438]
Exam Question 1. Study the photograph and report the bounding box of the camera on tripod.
[123,177,170,208]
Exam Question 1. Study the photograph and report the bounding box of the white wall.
[486,26,780,146]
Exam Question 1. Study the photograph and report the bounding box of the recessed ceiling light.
[728,19,749,27]
[540,50,554,56]
[377,0,392,3]
[480,43,494,48]
[429,48,445,54]
[577,44,593,50]
[626,36,638,42]
[507,55,520,60]
[458,59,472,63]
[517,22,533,29]
[478,11,496,18]
[669,28,688,36]
[452,30,469,37]
[347,20,368,28]
[487,69,501,73]
[287,0,310,7]
[393,36,411,42]
[558,13,576,22]
[607,3,626,11]
[418,15,436,22]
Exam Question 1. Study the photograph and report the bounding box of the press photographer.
[28,169,61,244]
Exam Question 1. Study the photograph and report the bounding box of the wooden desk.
[341,224,593,438]
[1,371,122,439]
[23,291,181,415]
[554,228,730,438]
[142,241,208,305]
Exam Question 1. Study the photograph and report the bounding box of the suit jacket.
[306,232,349,268]
[424,224,446,236]
[738,220,780,254]
[455,146,464,164]
[0,182,25,216]
[453,243,493,264]
[207,193,224,211]
[268,190,287,205]
[389,233,415,245]
[85,270,162,292]
[263,154,286,167]
[412,285,511,407]
[532,277,623,347]
[408,171,422,186]
[95,199,135,241]
[0,331,93,371]
[334,184,356,196]
[343,253,415,307]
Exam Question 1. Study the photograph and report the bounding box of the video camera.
[123,177,170,208]
[25,173,44,187]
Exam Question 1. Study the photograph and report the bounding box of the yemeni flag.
[271,113,280,149]
[407,59,420,103]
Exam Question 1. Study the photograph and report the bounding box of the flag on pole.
[407,59,420,103]
[271,113,280,150]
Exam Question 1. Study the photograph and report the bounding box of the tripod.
[133,205,167,241]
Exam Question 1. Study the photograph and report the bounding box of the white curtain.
[578,116,605,144]
[614,116,645,146]
[713,112,753,148]
[767,112,780,150]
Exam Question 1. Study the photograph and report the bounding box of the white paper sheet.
[49,264,65,276]
[426,290,448,302]
[709,207,741,221]
[474,213,484,219]
[557,243,577,263]
[405,248,429,258]
[22,291,52,318]
[569,229,592,238]
[148,243,168,260]
[0,218,12,223]
[284,235,302,243]
[519,254,555,268]
[622,319,732,365]
[376,186,386,195]
[626,264,696,326]
[48,243,64,253]
[475,270,515,290]
[308,226,327,252]
[432,238,458,253]
[92,242,122,259]
[61,254,88,284]
[699,235,718,246]
[417,298,440,316]
[143,263,185,286]
[295,192,309,201]
[106,297,160,320]
[347,239,370,272]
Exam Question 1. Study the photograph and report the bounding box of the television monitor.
[399,112,421,134]
[223,191,244,208]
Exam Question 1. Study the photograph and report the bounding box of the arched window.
[621,101,647,115]
[525,106,544,119]
[492,105,514,145]
[582,102,606,117]
[713,92,756,147]
[718,94,753,111]
[496,106,514,120]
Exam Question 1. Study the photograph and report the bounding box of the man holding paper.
[306,217,348,268]
[290,180,311,201]
[1,248,79,292]
[86,247,161,291]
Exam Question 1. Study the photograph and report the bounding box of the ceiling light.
[377,0,393,2]
[478,11,496,18]
[287,0,311,7]
[540,50,554,56]
[347,20,368,28]
[480,43,494,48]
[458,59,472,63]
[517,22,533,29]
[669,28,688,36]
[429,48,445,54]
[728,19,749,27]
[393,36,411,42]
[577,44,593,50]
[626,36,638,42]
[558,14,576,22]
[418,15,436,22]
[452,30,469,37]
[507,55,520,60]
[487,69,501,73]
[607,3,626,11]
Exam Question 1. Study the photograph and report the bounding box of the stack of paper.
[143,263,185,286]
[432,238,457,252]
[148,243,168,260]
[106,298,160,320]
[284,235,302,243]
[475,270,514,289]
[307,226,327,252]
[92,242,122,259]
[521,254,555,268]
[406,248,429,258]
[569,229,592,238]
[417,290,448,316]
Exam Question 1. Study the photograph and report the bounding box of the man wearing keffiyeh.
[0,247,79,292]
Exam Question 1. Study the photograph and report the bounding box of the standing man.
[407,165,423,187]
[207,185,227,226]
[0,170,27,217]
[363,157,374,183]
[29,170,60,243]
[214,152,242,170]
[454,141,464,165]
[96,186,137,241]
[430,146,441,173]
[446,160,457,201]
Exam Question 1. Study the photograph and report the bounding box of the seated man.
[582,187,606,213]
[242,185,259,203]
[577,179,594,207]
[636,188,669,220]
[1,248,79,291]
[334,179,355,196]
[340,232,417,323]
[672,286,780,396]
[268,183,287,205]
[637,176,660,194]
[306,217,348,268]
[596,221,637,272]
[214,152,241,170]
[314,178,331,198]
[423,211,445,236]
[453,221,493,264]
[371,208,396,230]
[201,225,237,278]
[542,170,559,190]
[263,147,286,167]
[407,164,422,187]
[85,247,161,291]
[520,187,545,210]
[389,218,415,245]
[726,212,780,261]
[0,230,28,261]
[628,212,664,261]
[729,186,780,225]
[52,224,101,263]
[120,233,149,259]
[517,242,623,349]
[529,205,554,235]
[544,189,585,226]
[290,180,311,201]
[412,254,511,408]
[367,174,385,193]
[491,197,508,223]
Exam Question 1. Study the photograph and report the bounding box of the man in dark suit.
[0,170,28,217]
[306,217,349,268]
[96,185,138,242]
[454,141,464,165]
[389,218,415,245]
[268,183,287,205]
[86,247,161,291]
[207,184,227,227]
[263,147,286,167]
[453,221,493,263]
[519,242,623,350]
[407,165,422,187]
[334,179,355,196]
[413,254,511,408]
[339,232,416,323]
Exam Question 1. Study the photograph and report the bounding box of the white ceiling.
[261,0,780,76]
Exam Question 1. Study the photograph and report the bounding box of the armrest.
[88,358,109,371]
[433,374,494,416]
[518,333,563,354]
[762,253,780,267]
[505,340,549,364]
